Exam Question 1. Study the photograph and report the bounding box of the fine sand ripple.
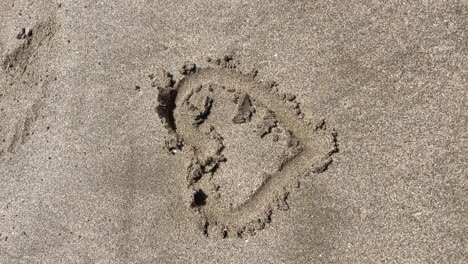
[155,57,338,238]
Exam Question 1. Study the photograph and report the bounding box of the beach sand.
[0,0,467,263]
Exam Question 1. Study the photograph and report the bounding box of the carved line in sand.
[154,57,338,238]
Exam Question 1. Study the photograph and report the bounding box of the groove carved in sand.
[154,57,338,238]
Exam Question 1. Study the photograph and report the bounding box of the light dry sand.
[0,0,467,263]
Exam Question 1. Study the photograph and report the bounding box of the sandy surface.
[0,0,467,263]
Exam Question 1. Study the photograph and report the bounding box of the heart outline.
[155,61,338,238]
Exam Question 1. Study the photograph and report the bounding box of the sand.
[0,0,467,263]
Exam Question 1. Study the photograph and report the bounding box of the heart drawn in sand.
[154,57,337,238]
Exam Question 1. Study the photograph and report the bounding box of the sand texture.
[0,0,467,263]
